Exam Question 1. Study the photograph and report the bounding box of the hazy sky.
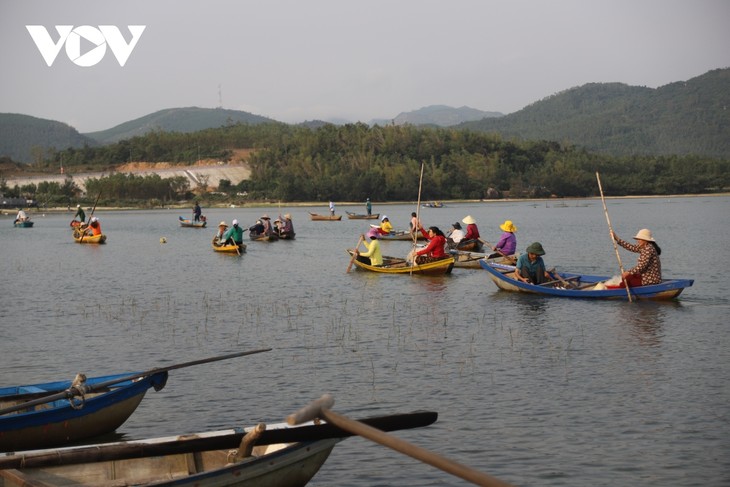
[1,0,728,133]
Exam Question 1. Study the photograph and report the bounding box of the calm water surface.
[1,197,729,486]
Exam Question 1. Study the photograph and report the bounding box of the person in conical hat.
[611,228,662,287]
[514,242,553,285]
[493,220,517,256]
[461,215,480,241]
[213,221,228,246]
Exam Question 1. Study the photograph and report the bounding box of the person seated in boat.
[278,213,295,238]
[611,229,662,287]
[85,217,102,236]
[212,221,228,246]
[413,225,448,264]
[514,242,553,284]
[249,219,264,236]
[378,215,394,235]
[462,215,480,241]
[222,219,244,245]
[493,220,517,256]
[260,215,274,236]
[447,222,465,247]
[355,228,383,266]
[193,202,202,222]
[74,204,85,223]
[14,209,28,223]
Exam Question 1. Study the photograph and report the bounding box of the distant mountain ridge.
[0,113,95,163]
[370,105,503,127]
[458,68,730,158]
[84,107,278,144]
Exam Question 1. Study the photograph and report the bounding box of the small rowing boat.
[0,410,437,487]
[179,216,207,228]
[13,220,34,228]
[346,250,454,275]
[0,372,168,452]
[346,211,380,220]
[73,233,106,244]
[480,261,694,300]
[309,212,341,221]
[212,242,247,253]
[449,250,515,269]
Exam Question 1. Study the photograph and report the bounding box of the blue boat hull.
[480,261,693,300]
[0,372,168,452]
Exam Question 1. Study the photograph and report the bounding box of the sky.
[1,0,729,133]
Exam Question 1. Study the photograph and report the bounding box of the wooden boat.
[309,212,341,221]
[0,371,168,452]
[212,242,247,253]
[375,230,426,241]
[73,233,107,244]
[345,211,379,220]
[422,202,444,208]
[346,250,454,275]
[179,216,207,228]
[0,411,437,487]
[480,261,694,300]
[450,250,515,269]
[277,231,296,240]
[13,220,33,228]
[453,238,482,252]
[250,232,280,242]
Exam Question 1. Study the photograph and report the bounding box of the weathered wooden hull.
[0,372,168,452]
[0,436,338,487]
[454,239,482,252]
[309,213,341,221]
[377,231,426,241]
[13,221,34,227]
[212,243,247,253]
[179,217,207,228]
[450,251,513,269]
[250,233,279,242]
[73,233,107,244]
[346,250,454,275]
[480,261,694,300]
[345,212,379,220]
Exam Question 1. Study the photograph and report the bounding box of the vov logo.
[26,25,146,67]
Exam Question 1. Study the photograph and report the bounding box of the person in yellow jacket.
[378,215,393,235]
[355,228,383,266]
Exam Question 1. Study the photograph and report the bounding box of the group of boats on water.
[0,350,448,487]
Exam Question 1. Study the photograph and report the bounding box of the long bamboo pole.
[596,172,633,302]
[411,163,425,275]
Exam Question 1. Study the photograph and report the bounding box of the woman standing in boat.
[611,229,662,287]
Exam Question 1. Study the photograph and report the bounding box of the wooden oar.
[596,172,633,302]
[0,349,271,416]
[288,395,514,487]
[0,410,436,469]
[346,235,364,273]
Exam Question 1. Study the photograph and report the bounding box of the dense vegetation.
[5,121,728,205]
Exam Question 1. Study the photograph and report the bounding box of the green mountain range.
[0,113,96,163]
[458,68,730,158]
[2,68,728,163]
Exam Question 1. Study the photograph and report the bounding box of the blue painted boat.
[480,261,693,300]
[0,371,168,452]
[13,221,33,228]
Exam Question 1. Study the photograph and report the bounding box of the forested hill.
[0,113,95,163]
[83,107,278,144]
[458,68,730,158]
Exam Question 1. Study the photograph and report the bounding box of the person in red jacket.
[414,225,448,264]
[462,215,480,241]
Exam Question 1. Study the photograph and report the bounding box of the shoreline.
[2,193,728,216]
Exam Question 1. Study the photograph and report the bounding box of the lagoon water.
[1,196,729,486]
